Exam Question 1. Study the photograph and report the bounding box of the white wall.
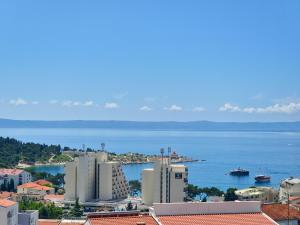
[142,169,154,205]
[277,219,298,225]
[99,163,112,200]
[18,210,38,225]
[0,203,18,225]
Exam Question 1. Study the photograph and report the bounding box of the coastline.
[17,158,199,169]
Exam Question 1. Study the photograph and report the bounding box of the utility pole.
[287,191,290,225]
[160,148,164,203]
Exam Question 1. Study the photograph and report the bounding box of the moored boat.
[255,175,271,183]
[230,168,249,176]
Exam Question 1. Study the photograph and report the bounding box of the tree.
[126,201,133,211]
[129,180,141,196]
[199,187,224,197]
[224,188,238,201]
[8,179,15,192]
[39,206,49,219]
[19,200,62,219]
[187,184,200,199]
[70,198,83,218]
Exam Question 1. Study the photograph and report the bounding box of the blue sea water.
[0,128,299,191]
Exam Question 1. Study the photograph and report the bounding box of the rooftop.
[235,187,275,195]
[38,219,85,225]
[0,199,17,208]
[84,202,279,225]
[0,191,14,199]
[44,194,64,202]
[35,179,53,186]
[0,168,24,175]
[151,201,262,216]
[289,196,300,201]
[38,220,60,225]
[158,213,277,225]
[262,203,300,221]
[283,178,300,185]
[18,182,54,191]
[88,215,158,225]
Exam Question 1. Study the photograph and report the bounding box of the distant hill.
[0,118,299,132]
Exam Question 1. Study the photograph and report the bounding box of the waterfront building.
[235,187,279,203]
[279,177,300,202]
[0,169,32,190]
[142,156,188,205]
[64,151,129,203]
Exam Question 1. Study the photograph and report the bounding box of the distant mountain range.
[0,118,299,132]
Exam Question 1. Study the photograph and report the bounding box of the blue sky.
[0,0,300,121]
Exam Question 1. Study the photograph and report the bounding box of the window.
[175,173,182,179]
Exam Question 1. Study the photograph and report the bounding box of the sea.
[0,128,299,191]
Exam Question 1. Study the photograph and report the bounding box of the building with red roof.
[86,212,157,225]
[0,199,18,225]
[34,179,53,186]
[83,201,279,225]
[0,168,32,190]
[262,203,300,225]
[38,219,85,225]
[17,182,55,195]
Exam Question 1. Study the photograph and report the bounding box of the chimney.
[136,222,146,225]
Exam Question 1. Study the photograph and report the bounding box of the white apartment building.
[0,169,32,190]
[0,199,18,225]
[142,157,188,205]
[64,151,129,203]
[235,187,279,203]
[279,177,300,202]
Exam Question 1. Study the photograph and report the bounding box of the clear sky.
[0,0,300,121]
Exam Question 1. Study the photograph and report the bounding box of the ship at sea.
[229,168,250,176]
[255,175,271,183]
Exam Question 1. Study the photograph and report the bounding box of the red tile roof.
[0,191,13,199]
[289,196,300,201]
[18,182,53,191]
[262,203,300,221]
[35,179,53,186]
[38,220,85,225]
[158,213,276,225]
[0,169,24,175]
[38,220,60,225]
[44,194,64,201]
[88,215,158,225]
[0,199,17,208]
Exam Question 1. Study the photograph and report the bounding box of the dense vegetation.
[51,153,73,163]
[128,180,141,196]
[19,200,63,219]
[25,168,65,187]
[0,137,61,168]
[187,184,238,202]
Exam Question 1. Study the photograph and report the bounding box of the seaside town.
[0,143,299,225]
[1,0,300,224]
